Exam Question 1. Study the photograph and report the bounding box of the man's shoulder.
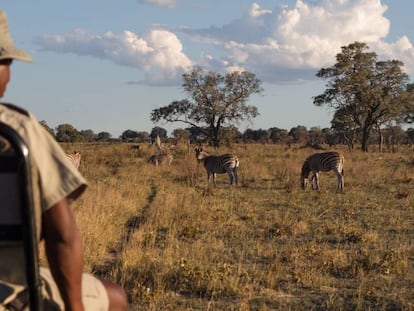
[0,103,30,117]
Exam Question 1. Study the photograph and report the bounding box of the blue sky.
[1,0,413,137]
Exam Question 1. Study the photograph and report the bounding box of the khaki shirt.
[0,104,109,310]
[0,103,87,239]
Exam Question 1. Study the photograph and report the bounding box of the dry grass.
[54,142,414,310]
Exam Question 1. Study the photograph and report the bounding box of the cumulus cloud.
[35,0,414,85]
[249,3,272,18]
[36,28,192,85]
[136,0,177,8]
[179,0,407,82]
[371,36,414,74]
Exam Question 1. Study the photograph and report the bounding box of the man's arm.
[42,198,85,311]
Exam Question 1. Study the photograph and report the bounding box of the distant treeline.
[40,121,414,151]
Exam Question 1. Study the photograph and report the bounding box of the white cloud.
[36,28,192,85]
[371,36,414,74]
[136,0,177,8]
[249,3,272,18]
[35,0,414,85]
[178,0,414,82]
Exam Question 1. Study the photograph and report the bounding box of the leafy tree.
[402,84,414,123]
[151,67,262,147]
[242,128,268,143]
[221,126,242,147]
[255,129,270,144]
[79,129,96,142]
[171,128,190,143]
[308,127,325,146]
[136,131,150,143]
[149,126,167,144]
[314,41,414,152]
[383,125,406,152]
[322,128,341,147]
[269,127,289,144]
[55,123,79,142]
[187,126,208,144]
[406,128,414,145]
[241,129,256,143]
[288,125,308,144]
[121,129,138,142]
[330,105,359,150]
[97,131,112,141]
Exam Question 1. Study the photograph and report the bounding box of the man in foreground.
[0,10,127,310]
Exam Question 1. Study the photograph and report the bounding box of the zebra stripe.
[66,151,81,169]
[301,151,344,191]
[195,147,239,186]
[148,153,173,166]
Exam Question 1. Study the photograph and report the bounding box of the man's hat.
[0,11,32,62]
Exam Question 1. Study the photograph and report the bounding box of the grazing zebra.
[300,151,344,191]
[148,153,173,166]
[195,147,239,186]
[66,151,81,169]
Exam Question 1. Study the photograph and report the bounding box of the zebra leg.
[228,172,233,185]
[315,172,320,190]
[233,167,238,186]
[213,173,217,187]
[312,172,320,190]
[336,172,344,191]
[226,168,234,185]
[310,173,316,190]
[301,177,308,190]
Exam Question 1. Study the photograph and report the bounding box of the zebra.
[66,151,81,169]
[195,147,239,186]
[300,151,344,191]
[148,153,173,166]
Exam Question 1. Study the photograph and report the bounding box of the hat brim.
[0,46,32,62]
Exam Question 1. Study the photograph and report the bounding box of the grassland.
[47,142,414,310]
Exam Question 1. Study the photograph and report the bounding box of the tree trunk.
[378,130,384,152]
[361,127,370,152]
[211,125,221,148]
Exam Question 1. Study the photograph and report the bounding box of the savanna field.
[43,142,414,310]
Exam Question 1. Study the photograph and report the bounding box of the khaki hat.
[0,11,32,62]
